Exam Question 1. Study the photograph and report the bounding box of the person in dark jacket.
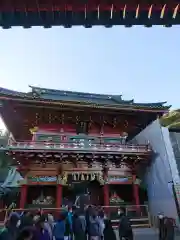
[53,214,66,240]
[16,228,33,240]
[0,212,20,240]
[72,211,86,240]
[33,215,50,240]
[88,212,100,240]
[19,212,34,230]
[164,217,175,240]
[64,211,72,240]
[103,219,116,240]
[118,207,133,240]
[85,205,93,238]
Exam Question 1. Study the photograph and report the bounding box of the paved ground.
[132,228,158,240]
[115,228,180,240]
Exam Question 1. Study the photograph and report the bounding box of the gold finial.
[136,5,139,19]
[110,4,113,19]
[61,172,68,185]
[29,126,38,134]
[160,4,166,19]
[123,5,127,19]
[173,4,179,19]
[148,5,153,19]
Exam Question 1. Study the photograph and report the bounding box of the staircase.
[108,205,151,228]
[112,217,151,228]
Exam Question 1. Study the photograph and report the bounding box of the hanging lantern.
[81,173,85,181]
[91,173,96,181]
[72,174,76,181]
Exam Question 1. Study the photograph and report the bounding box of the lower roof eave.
[5,148,152,156]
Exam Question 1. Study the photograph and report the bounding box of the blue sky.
[0,26,179,129]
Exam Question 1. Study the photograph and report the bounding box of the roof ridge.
[0,86,170,109]
[0,87,27,96]
[29,85,123,99]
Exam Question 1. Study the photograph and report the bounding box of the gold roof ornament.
[97,173,105,185]
[136,5,139,19]
[173,4,179,19]
[160,4,166,19]
[30,126,38,134]
[60,172,68,185]
[110,4,113,19]
[91,173,96,181]
[123,5,126,19]
[148,5,153,19]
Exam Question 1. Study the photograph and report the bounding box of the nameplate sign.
[108,176,132,183]
[28,176,57,183]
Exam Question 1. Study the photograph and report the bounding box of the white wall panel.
[134,120,179,220]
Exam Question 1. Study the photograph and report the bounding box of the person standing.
[72,210,86,240]
[0,212,20,240]
[19,211,34,231]
[16,228,33,240]
[98,211,105,240]
[64,211,72,240]
[33,216,50,240]
[103,219,116,240]
[118,208,133,240]
[88,212,101,240]
[43,214,53,240]
[53,214,66,240]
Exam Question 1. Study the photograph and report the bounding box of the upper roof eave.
[0,86,171,112]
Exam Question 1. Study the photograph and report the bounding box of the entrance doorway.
[62,179,103,206]
[88,180,103,205]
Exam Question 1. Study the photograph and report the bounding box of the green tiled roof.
[0,86,170,110]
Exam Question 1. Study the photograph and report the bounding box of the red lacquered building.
[0,86,170,221]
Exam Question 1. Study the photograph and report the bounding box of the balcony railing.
[6,141,151,153]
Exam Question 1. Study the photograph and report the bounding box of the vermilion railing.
[7,141,151,153]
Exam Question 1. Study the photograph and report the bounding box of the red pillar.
[56,184,62,209]
[133,183,140,206]
[133,176,140,215]
[103,184,109,217]
[103,184,109,206]
[20,185,27,209]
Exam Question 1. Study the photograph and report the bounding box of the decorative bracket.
[58,172,68,185]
